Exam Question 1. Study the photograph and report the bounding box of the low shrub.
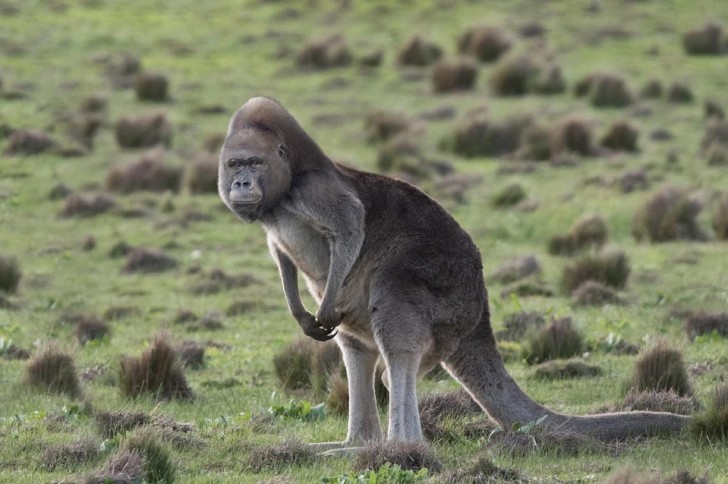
[575,72,633,108]
[396,35,442,66]
[448,113,532,158]
[75,318,110,345]
[700,119,728,153]
[178,340,205,369]
[457,25,512,62]
[627,339,692,397]
[548,214,608,256]
[640,79,663,99]
[492,183,527,208]
[517,123,552,160]
[489,55,538,97]
[135,72,169,102]
[531,64,566,95]
[272,337,316,391]
[562,248,630,292]
[524,317,584,364]
[549,116,594,157]
[431,58,478,93]
[706,143,728,166]
[632,186,704,242]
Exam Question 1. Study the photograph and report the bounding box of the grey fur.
[219,97,688,450]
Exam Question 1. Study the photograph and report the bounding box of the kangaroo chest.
[264,211,330,285]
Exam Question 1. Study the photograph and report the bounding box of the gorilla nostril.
[233,180,242,189]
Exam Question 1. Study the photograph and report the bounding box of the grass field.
[1,0,728,482]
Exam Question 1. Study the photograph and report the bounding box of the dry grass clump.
[490,55,539,96]
[562,248,630,293]
[488,428,605,458]
[105,52,142,88]
[549,115,594,157]
[442,455,526,483]
[3,128,57,155]
[296,34,352,70]
[122,248,178,274]
[601,120,639,152]
[397,34,442,66]
[114,112,172,149]
[620,169,649,194]
[602,467,660,484]
[25,343,81,398]
[96,410,150,438]
[621,389,697,415]
[85,447,145,484]
[712,192,728,239]
[573,280,624,306]
[418,389,480,423]
[431,58,478,93]
[492,183,527,208]
[531,64,567,95]
[184,153,218,194]
[689,382,728,442]
[489,255,541,285]
[682,22,725,56]
[706,143,728,166]
[42,437,100,471]
[684,312,728,340]
[499,279,554,299]
[447,112,532,158]
[135,72,169,102]
[627,339,692,397]
[516,123,552,161]
[575,72,634,108]
[667,82,694,103]
[524,317,584,365]
[189,268,256,294]
[533,358,602,380]
[75,317,110,345]
[354,441,441,473]
[272,337,342,393]
[458,25,513,62]
[68,113,104,150]
[0,254,21,294]
[364,110,412,143]
[325,372,349,416]
[247,440,315,472]
[632,186,705,242]
[178,340,205,369]
[106,150,183,194]
[59,192,117,218]
[640,79,663,99]
[120,334,193,400]
[548,214,608,256]
[120,427,176,483]
[705,99,725,120]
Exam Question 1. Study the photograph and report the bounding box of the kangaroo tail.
[442,307,688,441]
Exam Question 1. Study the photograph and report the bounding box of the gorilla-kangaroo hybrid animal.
[218,97,687,450]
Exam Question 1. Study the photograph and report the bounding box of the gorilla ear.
[278,144,288,158]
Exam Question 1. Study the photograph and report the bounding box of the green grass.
[2,0,728,481]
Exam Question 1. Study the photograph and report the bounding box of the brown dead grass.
[119,334,193,400]
[354,441,441,473]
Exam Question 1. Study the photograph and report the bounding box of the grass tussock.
[712,192,728,239]
[85,448,146,484]
[121,427,176,483]
[75,317,110,345]
[135,72,169,102]
[120,334,193,400]
[667,82,694,103]
[431,58,478,93]
[532,358,602,380]
[25,343,81,398]
[247,440,315,472]
[457,25,513,62]
[562,248,630,293]
[184,153,218,194]
[0,254,21,293]
[531,64,567,95]
[495,311,545,341]
[447,112,532,158]
[122,248,178,274]
[575,72,634,108]
[572,280,624,306]
[106,149,183,194]
[178,340,205,369]
[706,143,728,166]
[296,34,352,70]
[601,120,639,152]
[524,317,584,365]
[701,119,728,153]
[549,115,594,157]
[632,186,704,242]
[620,169,649,193]
[442,455,526,483]
[42,437,100,471]
[3,128,57,155]
[397,34,442,66]
[689,382,728,442]
[490,55,538,97]
[488,255,541,285]
[325,372,349,416]
[684,312,728,340]
[705,99,725,120]
[640,79,663,99]
[418,389,481,423]
[354,441,441,473]
[488,428,606,458]
[627,339,692,397]
[621,389,697,415]
[602,467,660,484]
[96,410,150,438]
[114,112,172,149]
[492,183,527,208]
[548,214,608,256]
[59,192,117,219]
[364,110,413,143]
[272,337,316,392]
[682,22,725,56]
[189,268,256,295]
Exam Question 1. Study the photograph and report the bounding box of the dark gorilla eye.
[228,158,243,168]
